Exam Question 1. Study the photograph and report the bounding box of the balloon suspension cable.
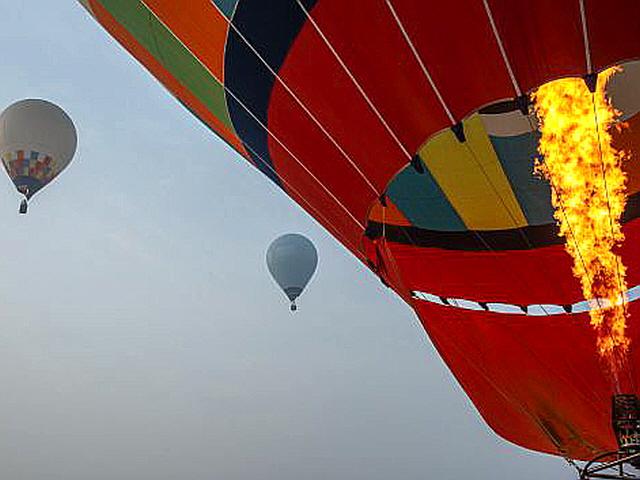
[589,86,627,313]
[579,394,640,479]
[18,185,29,214]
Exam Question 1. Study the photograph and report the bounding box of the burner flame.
[533,68,630,377]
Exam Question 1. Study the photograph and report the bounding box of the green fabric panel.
[98,0,234,131]
[387,158,466,231]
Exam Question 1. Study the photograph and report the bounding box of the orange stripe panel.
[143,0,228,82]
[368,200,412,227]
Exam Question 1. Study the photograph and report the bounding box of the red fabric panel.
[273,143,367,255]
[302,0,451,155]
[587,0,640,72]
[414,300,626,459]
[388,0,515,120]
[385,240,579,305]
[487,0,585,93]
[266,98,368,249]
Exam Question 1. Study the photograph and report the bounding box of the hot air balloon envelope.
[82,0,640,462]
[267,233,318,310]
[0,99,77,208]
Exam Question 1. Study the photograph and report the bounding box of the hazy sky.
[0,2,575,479]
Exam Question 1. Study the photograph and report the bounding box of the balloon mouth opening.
[14,176,44,199]
[284,286,303,301]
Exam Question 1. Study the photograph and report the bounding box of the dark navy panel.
[225,32,281,185]
[224,0,319,188]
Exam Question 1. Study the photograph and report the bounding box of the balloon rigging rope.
[293,0,413,161]
[579,0,593,75]
[383,0,455,124]
[590,93,627,306]
[480,0,522,97]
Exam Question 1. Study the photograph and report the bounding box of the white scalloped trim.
[412,285,640,316]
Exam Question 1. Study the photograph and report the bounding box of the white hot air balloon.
[266,234,318,311]
[0,99,77,213]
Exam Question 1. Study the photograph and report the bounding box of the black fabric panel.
[365,222,559,250]
[479,99,519,115]
[224,0,319,187]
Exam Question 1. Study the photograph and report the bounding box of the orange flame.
[532,68,629,372]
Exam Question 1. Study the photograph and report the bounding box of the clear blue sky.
[0,2,572,479]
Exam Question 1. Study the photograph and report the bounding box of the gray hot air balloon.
[266,234,318,311]
[0,99,77,214]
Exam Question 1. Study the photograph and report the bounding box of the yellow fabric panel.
[418,115,527,230]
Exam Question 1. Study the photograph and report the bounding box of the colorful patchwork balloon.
[0,99,77,213]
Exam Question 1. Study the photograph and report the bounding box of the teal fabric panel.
[213,0,239,18]
[489,132,554,226]
[387,159,466,231]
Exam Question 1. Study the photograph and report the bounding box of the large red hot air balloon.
[79,0,640,464]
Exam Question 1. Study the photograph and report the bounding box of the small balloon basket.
[580,395,640,479]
